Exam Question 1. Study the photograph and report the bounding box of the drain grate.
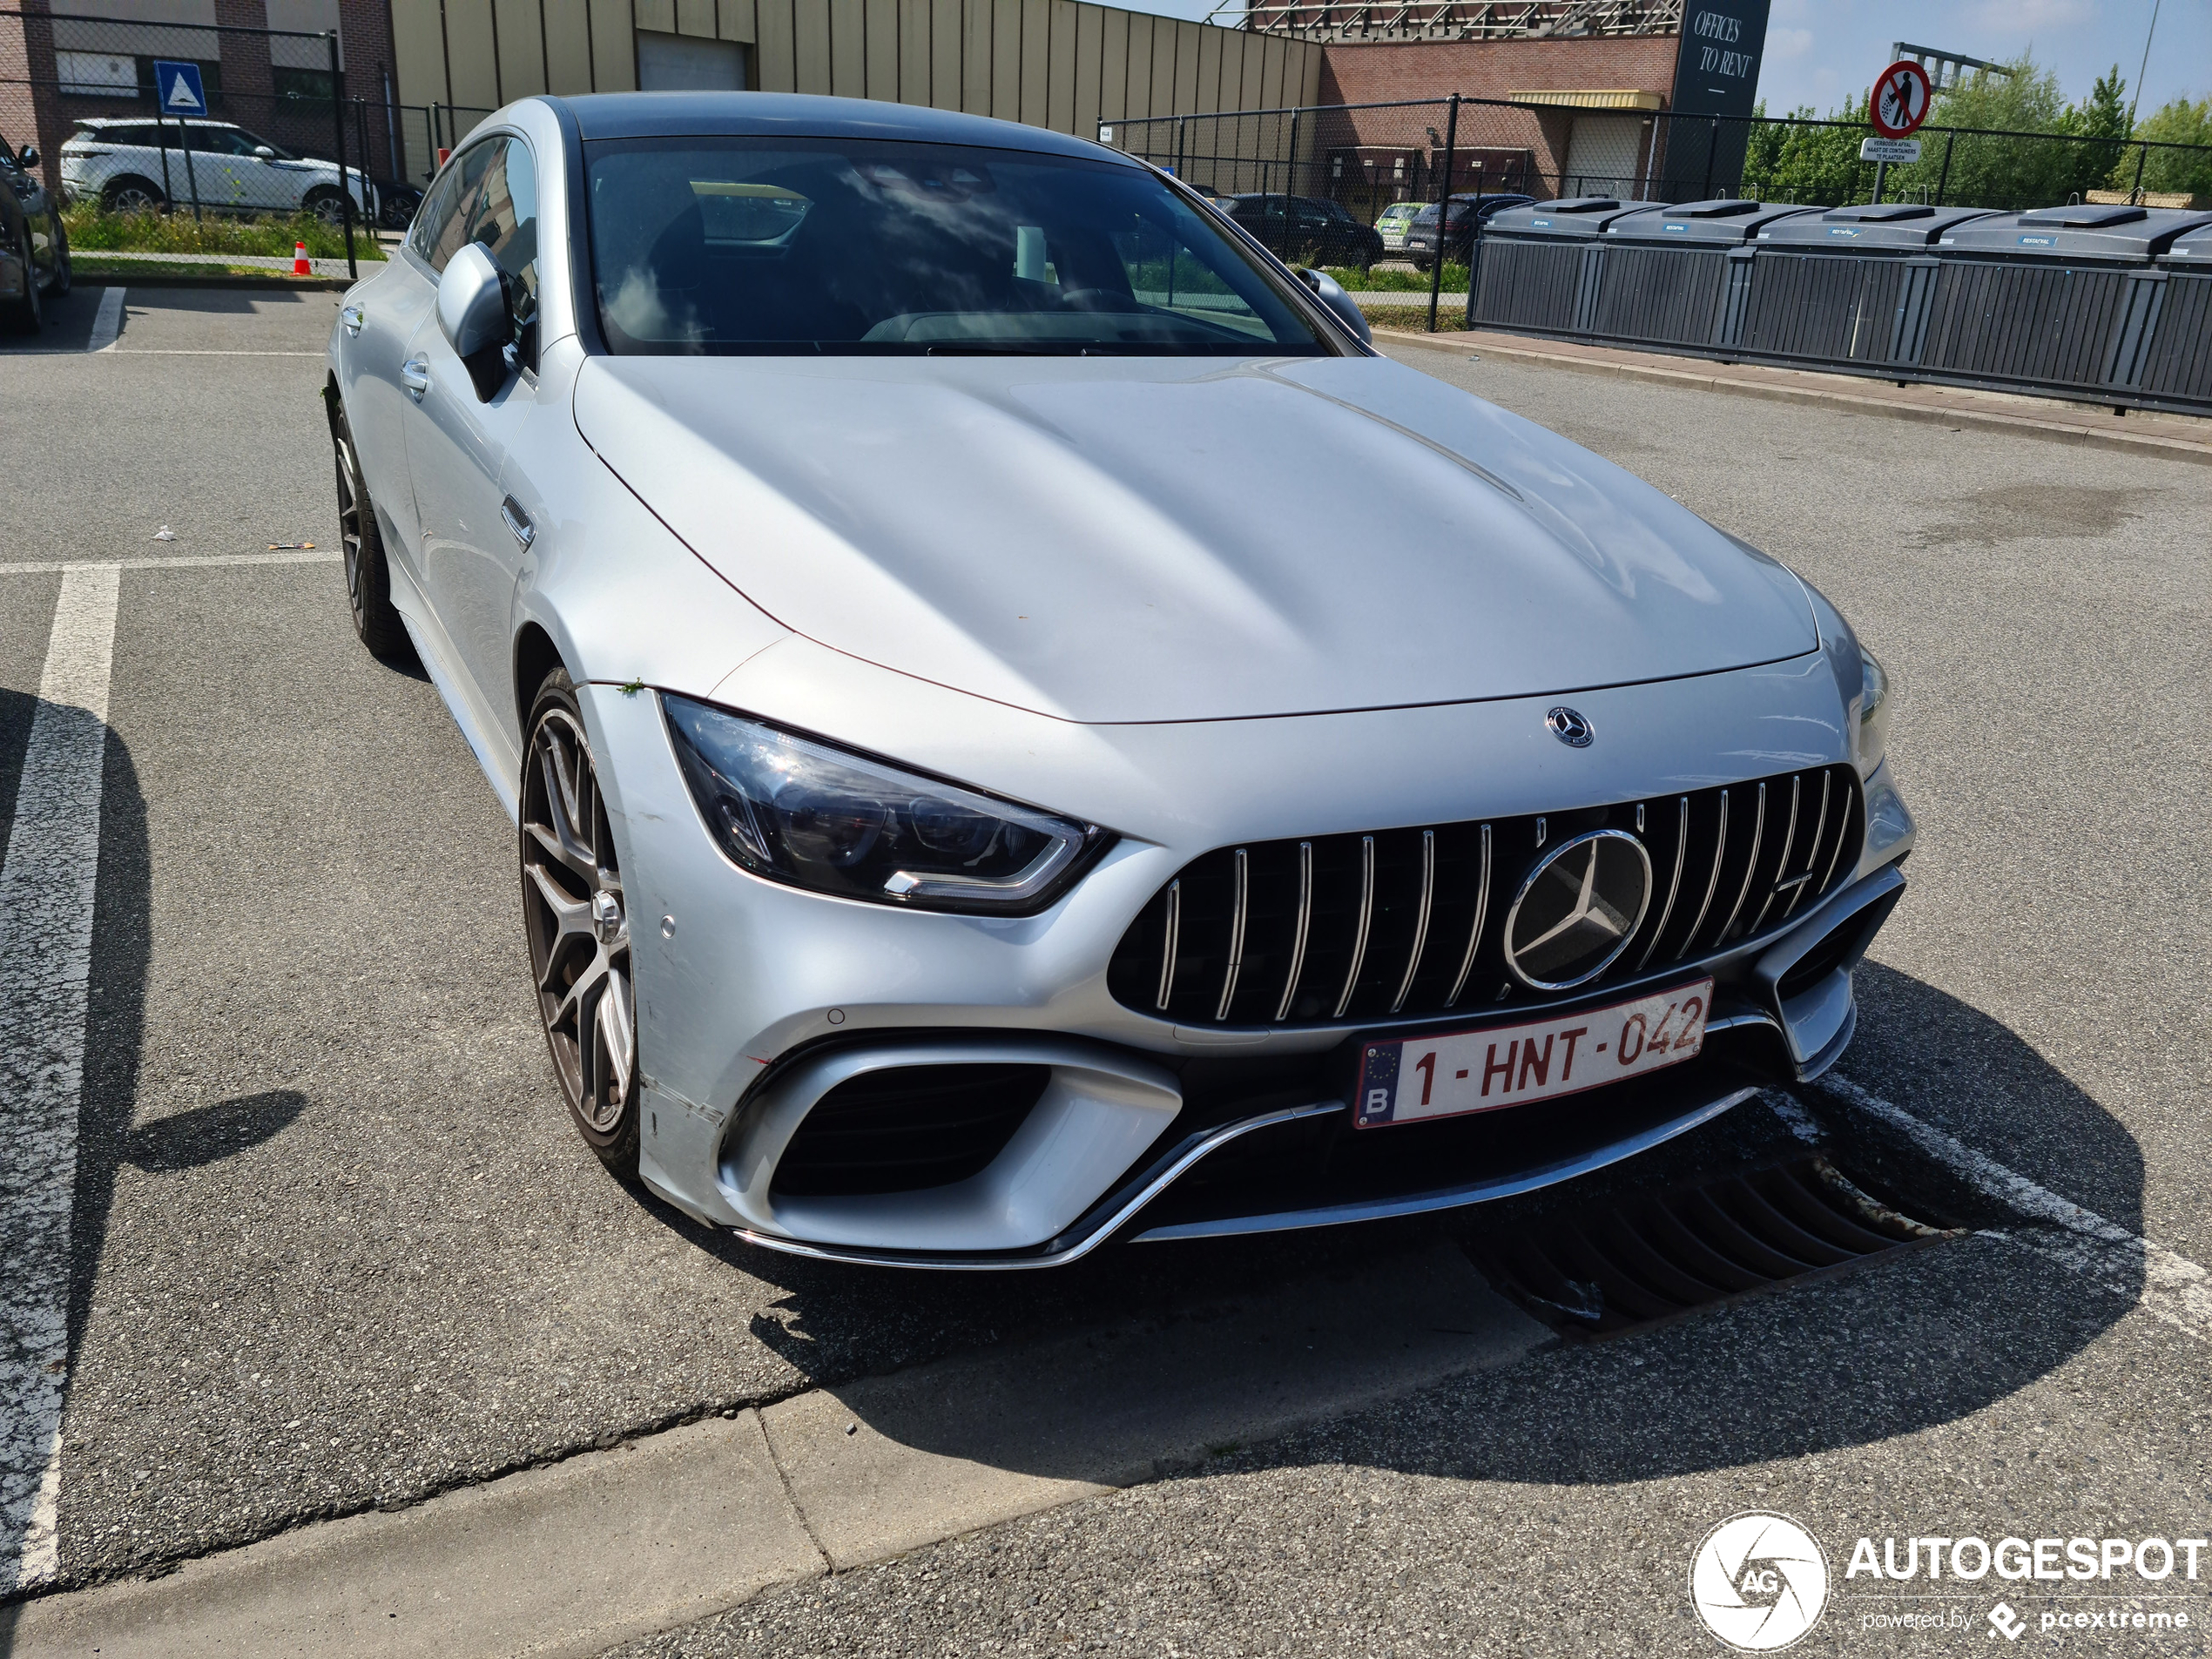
[1470,1157,1953,1337]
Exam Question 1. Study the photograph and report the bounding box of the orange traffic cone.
[293,240,310,276]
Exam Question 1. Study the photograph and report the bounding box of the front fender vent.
[1106,765,1861,1029]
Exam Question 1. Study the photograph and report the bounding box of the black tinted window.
[587,138,1327,355]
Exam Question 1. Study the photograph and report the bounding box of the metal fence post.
[1427,93,1458,333]
[2129,142,2149,205]
[1934,130,1955,206]
[154,109,173,211]
[179,113,202,225]
[1286,107,1300,206]
[1700,116,1716,199]
[328,32,357,278]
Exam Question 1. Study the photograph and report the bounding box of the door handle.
[340,303,363,337]
[500,496,535,550]
[401,354,429,400]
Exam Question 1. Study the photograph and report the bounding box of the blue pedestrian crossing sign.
[152,60,207,117]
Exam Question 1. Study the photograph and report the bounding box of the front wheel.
[304,187,348,226]
[3,226,43,334]
[521,672,641,1173]
[327,389,410,658]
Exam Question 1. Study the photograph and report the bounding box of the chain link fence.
[0,7,508,275]
[1103,94,2212,330]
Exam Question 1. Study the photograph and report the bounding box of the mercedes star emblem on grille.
[1502,829,1653,990]
[1546,706,1594,747]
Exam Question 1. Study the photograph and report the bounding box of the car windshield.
[584,136,1330,356]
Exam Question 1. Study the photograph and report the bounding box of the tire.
[44,212,69,298]
[520,669,642,1175]
[3,226,42,334]
[303,187,348,226]
[100,177,165,214]
[327,390,411,658]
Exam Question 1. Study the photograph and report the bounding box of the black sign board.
[1662,1,1774,200]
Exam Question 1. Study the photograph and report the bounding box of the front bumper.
[584,666,1913,1269]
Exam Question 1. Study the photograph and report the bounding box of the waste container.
[2137,219,2212,413]
[1464,197,1658,334]
[1734,203,2000,370]
[1918,204,2212,401]
[1588,199,1819,351]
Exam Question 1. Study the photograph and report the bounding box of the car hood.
[573,353,1815,724]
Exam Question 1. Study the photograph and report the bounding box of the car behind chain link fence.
[1103,94,2212,333]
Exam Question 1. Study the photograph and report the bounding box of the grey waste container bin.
[1588,199,1819,351]
[1919,204,2212,402]
[2138,219,2212,413]
[1735,203,1999,370]
[1466,197,1660,335]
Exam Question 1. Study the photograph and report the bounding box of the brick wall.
[1317,32,1679,108]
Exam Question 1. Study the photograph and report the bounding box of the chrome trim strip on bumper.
[726,1099,1345,1272]
[1130,1085,1762,1244]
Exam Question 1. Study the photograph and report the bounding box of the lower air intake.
[770,1063,1049,1198]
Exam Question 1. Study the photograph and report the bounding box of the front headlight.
[1854,645,1892,778]
[663,695,1103,914]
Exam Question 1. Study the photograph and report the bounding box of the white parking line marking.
[1773,1079,2212,1340]
[86,287,124,353]
[105,350,327,358]
[0,563,122,1596]
[0,552,340,576]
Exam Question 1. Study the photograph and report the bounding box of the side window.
[410,141,495,273]
[462,137,540,364]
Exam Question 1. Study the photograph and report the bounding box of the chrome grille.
[1107,765,1863,1028]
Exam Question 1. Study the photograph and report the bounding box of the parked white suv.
[61,118,375,220]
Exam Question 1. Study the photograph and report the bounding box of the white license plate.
[1352,979,1713,1130]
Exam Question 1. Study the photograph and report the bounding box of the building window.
[635,30,749,91]
[273,66,337,107]
[57,51,137,96]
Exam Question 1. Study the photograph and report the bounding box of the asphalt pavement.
[0,300,2206,1656]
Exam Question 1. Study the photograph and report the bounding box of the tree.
[2134,96,2212,199]
[1885,57,2148,209]
[1738,100,1871,208]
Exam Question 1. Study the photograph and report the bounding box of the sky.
[1116,0,2209,121]
[1757,0,2207,120]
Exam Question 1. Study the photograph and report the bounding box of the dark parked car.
[0,131,69,334]
[1404,192,1536,270]
[1216,192,1384,270]
[374,176,426,231]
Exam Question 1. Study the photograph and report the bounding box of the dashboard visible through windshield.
[583,136,1332,355]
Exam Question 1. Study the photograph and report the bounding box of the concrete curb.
[1374,328,2212,468]
[0,1244,1545,1658]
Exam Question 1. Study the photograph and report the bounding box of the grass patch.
[1357,301,1466,333]
[1320,262,1471,293]
[71,254,340,281]
[63,206,381,262]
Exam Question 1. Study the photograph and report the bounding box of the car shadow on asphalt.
[632,962,2141,1488]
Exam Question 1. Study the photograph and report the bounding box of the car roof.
[71,117,240,130]
[549,91,1129,165]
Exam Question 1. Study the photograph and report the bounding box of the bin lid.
[1603,199,1821,244]
[1755,203,2000,249]
[2155,218,2212,265]
[1481,197,1662,238]
[1935,205,2212,260]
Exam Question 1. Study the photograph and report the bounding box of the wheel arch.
[513,621,568,739]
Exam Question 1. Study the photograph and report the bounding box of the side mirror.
[437,242,514,400]
[1297,266,1371,345]
[17,143,37,169]
[253,145,275,159]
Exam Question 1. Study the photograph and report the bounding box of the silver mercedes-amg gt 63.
[326,91,1911,1268]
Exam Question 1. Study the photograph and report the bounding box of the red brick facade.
[1316,32,1680,109]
